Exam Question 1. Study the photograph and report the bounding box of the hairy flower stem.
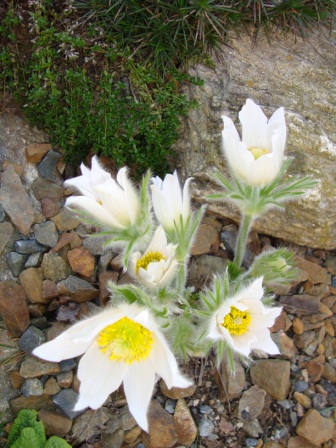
[177,261,188,294]
[233,214,254,269]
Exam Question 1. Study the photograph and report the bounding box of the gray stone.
[57,275,99,303]
[31,177,64,205]
[37,149,63,184]
[165,399,176,414]
[83,234,111,256]
[20,378,44,397]
[175,29,336,249]
[238,385,266,421]
[198,417,215,437]
[33,221,59,247]
[7,252,29,277]
[0,204,5,222]
[0,165,35,234]
[200,405,213,415]
[294,381,309,392]
[52,389,83,419]
[59,358,77,372]
[19,326,46,354]
[14,239,47,254]
[0,221,13,257]
[24,252,43,268]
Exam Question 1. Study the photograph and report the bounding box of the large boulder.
[175,29,336,249]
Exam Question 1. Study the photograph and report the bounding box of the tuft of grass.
[74,0,336,71]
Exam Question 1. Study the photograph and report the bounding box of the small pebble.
[200,405,213,414]
[245,438,258,447]
[164,399,176,414]
[277,399,294,409]
[294,380,309,392]
[312,393,327,410]
[198,417,215,437]
[290,411,298,426]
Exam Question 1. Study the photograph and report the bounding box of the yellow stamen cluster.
[136,251,165,273]
[97,317,154,364]
[249,146,269,160]
[222,306,251,336]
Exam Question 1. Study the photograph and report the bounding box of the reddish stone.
[0,281,30,337]
[67,246,95,277]
[52,232,74,252]
[40,197,59,218]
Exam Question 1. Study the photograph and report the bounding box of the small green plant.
[5,409,72,448]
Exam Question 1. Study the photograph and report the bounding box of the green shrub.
[5,409,71,448]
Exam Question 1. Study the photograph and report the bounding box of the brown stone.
[147,400,178,448]
[218,416,234,433]
[42,279,59,301]
[279,295,321,314]
[238,385,266,421]
[0,221,14,255]
[9,394,55,415]
[52,232,74,252]
[2,161,24,176]
[51,208,80,231]
[160,379,196,400]
[293,392,312,409]
[19,267,44,304]
[44,377,61,395]
[191,223,219,255]
[250,359,291,401]
[124,426,142,444]
[174,398,197,446]
[25,142,52,163]
[270,310,292,333]
[99,271,119,306]
[8,370,24,390]
[271,332,297,359]
[38,409,72,437]
[40,197,60,218]
[0,165,34,234]
[0,280,30,337]
[215,357,246,401]
[293,317,304,335]
[287,436,315,448]
[322,362,336,383]
[32,177,64,204]
[294,256,330,284]
[67,246,95,277]
[296,409,335,446]
[20,355,61,378]
[303,355,325,382]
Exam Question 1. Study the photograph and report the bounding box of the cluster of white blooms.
[33,99,315,432]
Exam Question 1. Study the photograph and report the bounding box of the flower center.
[222,306,251,336]
[136,251,165,272]
[249,146,269,160]
[97,317,154,364]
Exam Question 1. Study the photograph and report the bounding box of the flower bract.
[151,171,192,231]
[33,303,192,432]
[64,156,140,230]
[129,226,178,289]
[207,277,282,358]
[221,99,287,186]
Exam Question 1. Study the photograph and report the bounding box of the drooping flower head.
[64,156,140,230]
[222,99,286,187]
[33,303,192,432]
[151,171,192,232]
[129,226,178,290]
[206,277,281,358]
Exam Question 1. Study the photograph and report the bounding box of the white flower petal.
[150,334,192,390]
[251,330,281,355]
[243,300,282,331]
[222,127,254,182]
[230,331,258,357]
[182,177,192,222]
[64,176,97,200]
[151,185,174,230]
[145,226,166,254]
[234,277,264,303]
[123,360,155,432]
[65,196,125,230]
[158,259,179,288]
[239,99,268,149]
[74,342,127,410]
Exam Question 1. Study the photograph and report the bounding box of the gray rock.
[245,438,258,447]
[52,388,83,419]
[0,204,5,222]
[294,380,309,392]
[175,29,336,249]
[7,252,29,277]
[198,417,215,437]
[59,358,77,372]
[238,385,266,421]
[20,378,44,397]
[83,234,111,256]
[19,326,46,354]
[24,252,43,268]
[200,405,213,415]
[37,149,63,184]
[165,399,176,414]
[33,221,59,247]
[312,393,328,411]
[0,165,35,234]
[57,275,99,303]
[14,239,47,254]
[31,177,64,205]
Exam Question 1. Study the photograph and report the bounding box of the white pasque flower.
[222,99,287,186]
[207,277,281,358]
[64,156,140,230]
[129,226,178,289]
[33,303,191,432]
[151,171,192,231]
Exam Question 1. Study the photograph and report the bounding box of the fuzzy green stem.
[233,214,254,269]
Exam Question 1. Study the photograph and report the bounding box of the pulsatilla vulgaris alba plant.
[33,98,317,433]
